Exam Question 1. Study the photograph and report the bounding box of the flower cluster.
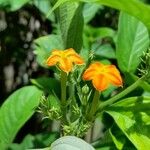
[46,48,123,91]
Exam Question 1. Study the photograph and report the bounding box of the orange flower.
[83,62,123,91]
[46,48,84,73]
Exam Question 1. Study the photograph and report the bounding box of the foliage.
[0,86,42,149]
[116,12,149,73]
[0,0,150,150]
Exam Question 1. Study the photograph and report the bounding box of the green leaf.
[34,132,59,147]
[34,34,63,67]
[116,12,149,73]
[51,136,95,150]
[84,25,116,41]
[33,0,55,22]
[9,132,58,150]
[0,86,42,150]
[83,25,116,50]
[9,134,34,150]
[106,96,150,150]
[0,0,30,11]
[109,124,126,149]
[48,94,60,110]
[109,125,137,150]
[58,1,84,52]
[93,44,116,59]
[83,3,102,23]
[92,130,116,150]
[31,77,60,96]
[53,0,150,32]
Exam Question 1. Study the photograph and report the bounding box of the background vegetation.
[0,0,150,149]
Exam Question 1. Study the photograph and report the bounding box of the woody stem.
[61,71,68,125]
[87,90,100,121]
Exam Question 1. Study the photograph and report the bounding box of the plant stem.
[60,71,68,125]
[98,77,143,111]
[87,90,100,121]
[61,71,67,104]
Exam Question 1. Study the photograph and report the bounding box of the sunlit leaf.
[53,0,150,31]
[106,96,150,149]
[33,0,55,21]
[58,1,84,52]
[83,3,102,23]
[9,134,34,150]
[51,136,95,150]
[0,86,42,150]
[116,12,149,73]
[0,0,30,11]
[31,77,60,96]
[93,44,116,59]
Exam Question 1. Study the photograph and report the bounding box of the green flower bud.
[82,84,89,95]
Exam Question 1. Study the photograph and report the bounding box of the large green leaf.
[33,0,55,22]
[57,1,84,52]
[116,12,149,73]
[9,132,59,150]
[109,123,136,150]
[53,0,150,32]
[0,86,42,150]
[84,0,150,32]
[51,136,95,150]
[106,96,150,150]
[93,44,116,59]
[31,77,60,96]
[109,124,125,149]
[84,26,116,40]
[34,34,63,67]
[9,134,34,150]
[0,0,30,11]
[83,25,116,54]
[83,3,102,23]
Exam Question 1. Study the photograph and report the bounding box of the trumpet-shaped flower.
[83,62,123,91]
[46,48,84,73]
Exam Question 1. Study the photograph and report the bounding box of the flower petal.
[88,62,104,71]
[46,55,60,66]
[83,68,96,80]
[64,48,84,65]
[82,62,104,80]
[64,48,76,56]
[51,49,62,56]
[92,74,109,91]
[59,57,72,73]
[69,54,84,65]
[106,65,123,86]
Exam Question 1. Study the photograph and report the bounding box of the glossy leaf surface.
[0,86,42,150]
[106,96,150,149]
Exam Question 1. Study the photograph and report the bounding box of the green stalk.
[98,77,143,111]
[87,90,100,121]
[60,71,68,125]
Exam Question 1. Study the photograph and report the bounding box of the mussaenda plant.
[38,48,124,137]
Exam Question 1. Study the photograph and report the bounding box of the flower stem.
[61,71,67,104]
[60,71,68,125]
[87,90,100,121]
[98,77,143,111]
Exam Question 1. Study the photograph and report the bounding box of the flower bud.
[82,84,89,95]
